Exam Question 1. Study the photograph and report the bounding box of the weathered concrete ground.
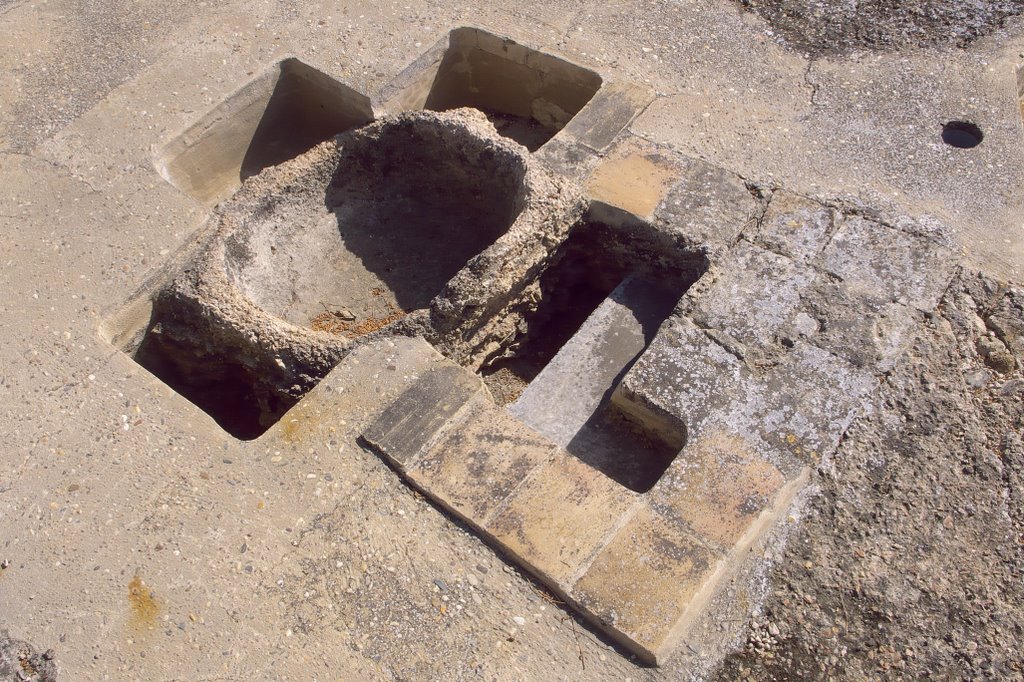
[1,0,1024,680]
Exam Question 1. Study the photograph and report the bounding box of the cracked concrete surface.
[1,1,1023,680]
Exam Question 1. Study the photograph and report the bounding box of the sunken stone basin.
[137,108,584,438]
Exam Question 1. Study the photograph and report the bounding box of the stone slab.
[561,81,655,152]
[406,401,558,524]
[819,215,956,312]
[653,156,760,249]
[757,342,877,464]
[782,277,920,371]
[570,504,723,665]
[361,363,488,467]
[510,276,676,448]
[685,240,819,357]
[648,427,787,551]
[485,451,639,587]
[585,138,680,219]
[753,190,838,262]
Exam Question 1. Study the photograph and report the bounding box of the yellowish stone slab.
[649,427,786,549]
[407,403,557,524]
[486,451,639,587]
[570,504,722,664]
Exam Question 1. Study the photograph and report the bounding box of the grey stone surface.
[818,215,957,312]
[754,190,838,262]
[511,276,675,447]
[654,156,761,249]
[613,315,750,444]
[686,240,819,358]
[756,342,877,465]
[783,277,921,370]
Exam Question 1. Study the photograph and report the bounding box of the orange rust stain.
[281,416,303,443]
[128,575,160,629]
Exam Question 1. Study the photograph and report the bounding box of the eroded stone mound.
[134,108,584,438]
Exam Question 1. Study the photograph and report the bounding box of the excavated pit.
[227,113,528,330]
[385,27,603,152]
[481,211,707,491]
[110,108,583,440]
[156,58,374,205]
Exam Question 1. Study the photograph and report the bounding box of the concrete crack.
[0,149,102,194]
[803,59,820,108]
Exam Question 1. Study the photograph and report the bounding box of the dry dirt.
[715,270,1024,679]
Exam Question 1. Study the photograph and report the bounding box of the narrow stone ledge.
[560,81,655,153]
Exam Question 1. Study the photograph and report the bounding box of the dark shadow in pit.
[239,58,375,183]
[483,211,706,492]
[564,282,682,493]
[418,30,602,151]
[479,109,551,152]
[322,119,527,313]
[133,320,296,440]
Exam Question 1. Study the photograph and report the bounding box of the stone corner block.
[612,315,747,447]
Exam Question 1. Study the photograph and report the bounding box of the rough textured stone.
[686,240,819,357]
[653,156,760,250]
[819,215,956,312]
[782,277,920,371]
[754,191,838,262]
[612,316,747,446]
[756,342,877,466]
